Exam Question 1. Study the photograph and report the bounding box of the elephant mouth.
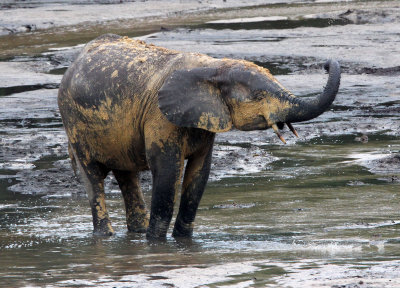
[238,116,300,143]
[235,115,269,131]
[261,114,299,144]
[240,115,300,143]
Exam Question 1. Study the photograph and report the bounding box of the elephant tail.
[68,143,80,181]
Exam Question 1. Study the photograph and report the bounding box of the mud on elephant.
[58,34,341,239]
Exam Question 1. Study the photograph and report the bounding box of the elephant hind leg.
[71,147,114,236]
[112,169,149,233]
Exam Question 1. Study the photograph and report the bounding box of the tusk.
[272,124,286,144]
[286,123,299,138]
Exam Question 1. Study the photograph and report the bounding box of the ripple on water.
[56,261,262,288]
[199,237,363,256]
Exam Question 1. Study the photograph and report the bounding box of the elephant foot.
[146,218,169,240]
[93,219,115,236]
[172,218,194,238]
[127,213,149,233]
[128,226,147,233]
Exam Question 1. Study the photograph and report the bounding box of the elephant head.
[158,59,340,143]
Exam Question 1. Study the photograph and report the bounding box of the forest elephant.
[58,34,341,239]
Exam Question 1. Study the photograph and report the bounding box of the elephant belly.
[79,131,148,171]
[64,107,149,172]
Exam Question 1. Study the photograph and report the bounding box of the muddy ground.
[0,0,399,287]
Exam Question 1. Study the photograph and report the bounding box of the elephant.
[58,34,340,239]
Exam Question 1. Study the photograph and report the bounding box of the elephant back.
[59,35,183,110]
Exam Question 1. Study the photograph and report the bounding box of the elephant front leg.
[145,142,184,239]
[113,169,149,233]
[173,139,214,238]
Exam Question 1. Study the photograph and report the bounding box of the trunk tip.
[324,59,340,73]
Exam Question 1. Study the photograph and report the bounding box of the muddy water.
[1,2,400,287]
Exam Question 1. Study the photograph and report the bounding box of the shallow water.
[1,2,400,287]
[1,140,400,287]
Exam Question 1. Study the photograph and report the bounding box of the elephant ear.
[158,67,232,133]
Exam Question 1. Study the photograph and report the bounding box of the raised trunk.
[284,60,341,123]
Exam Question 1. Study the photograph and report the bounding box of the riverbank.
[1,0,399,59]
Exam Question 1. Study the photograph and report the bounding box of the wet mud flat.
[1,0,400,287]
